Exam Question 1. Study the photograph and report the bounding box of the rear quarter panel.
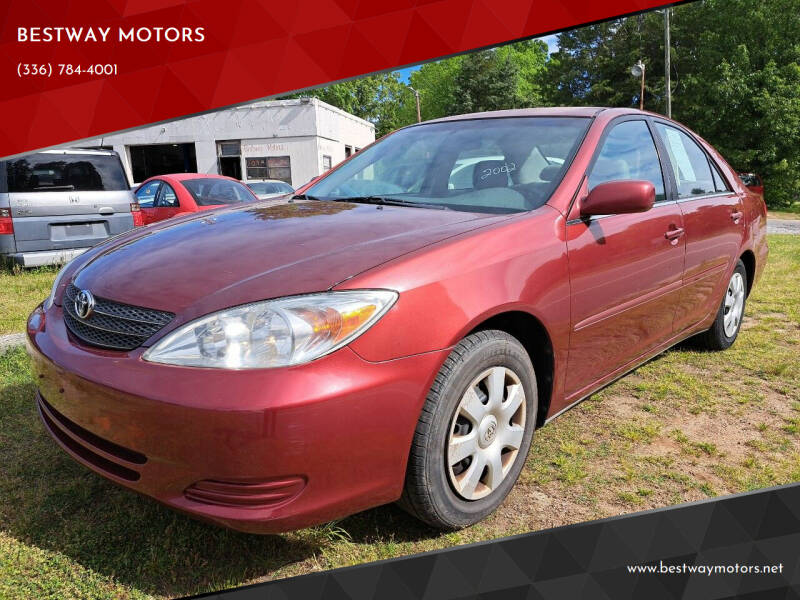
[697,137,768,287]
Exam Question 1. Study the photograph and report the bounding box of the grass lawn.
[769,201,800,220]
[770,211,800,220]
[0,265,57,335]
[1,234,798,599]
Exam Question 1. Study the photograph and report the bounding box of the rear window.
[2,153,129,193]
[182,178,256,206]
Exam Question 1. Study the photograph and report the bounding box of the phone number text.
[17,63,119,77]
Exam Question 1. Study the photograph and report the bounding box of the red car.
[739,172,764,203]
[27,108,768,533]
[133,173,258,224]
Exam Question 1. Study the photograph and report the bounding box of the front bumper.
[27,303,446,533]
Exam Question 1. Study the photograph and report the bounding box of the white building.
[85,98,375,188]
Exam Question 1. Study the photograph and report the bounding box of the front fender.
[339,208,571,366]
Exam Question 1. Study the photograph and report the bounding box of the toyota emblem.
[74,289,95,319]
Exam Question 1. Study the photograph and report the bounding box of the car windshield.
[307,117,590,213]
[182,178,255,206]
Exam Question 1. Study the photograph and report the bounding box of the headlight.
[43,258,76,310]
[142,290,398,369]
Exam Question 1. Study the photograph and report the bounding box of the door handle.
[98,207,114,215]
[731,211,743,224]
[665,226,685,245]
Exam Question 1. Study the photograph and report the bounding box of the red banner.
[1,0,670,157]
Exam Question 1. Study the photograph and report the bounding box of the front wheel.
[399,330,537,529]
[696,259,748,351]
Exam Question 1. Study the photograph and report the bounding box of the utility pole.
[409,86,421,122]
[665,8,672,118]
[631,60,646,110]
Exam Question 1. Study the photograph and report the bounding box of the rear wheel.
[399,330,537,529]
[696,259,747,351]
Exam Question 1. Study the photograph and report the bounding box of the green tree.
[449,49,520,114]
[542,14,668,110]
[670,0,800,208]
[497,39,549,106]
[282,72,407,137]
[401,39,548,122]
[542,0,800,208]
[401,56,464,122]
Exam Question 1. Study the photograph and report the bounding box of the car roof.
[150,173,237,182]
[414,107,682,129]
[422,106,608,124]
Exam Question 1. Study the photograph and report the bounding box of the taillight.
[130,202,144,227]
[0,208,12,235]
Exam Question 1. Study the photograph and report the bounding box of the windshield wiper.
[331,196,450,210]
[291,193,321,201]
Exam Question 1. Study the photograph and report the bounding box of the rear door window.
[5,153,129,192]
[710,160,731,193]
[589,120,666,202]
[156,183,179,207]
[654,123,715,198]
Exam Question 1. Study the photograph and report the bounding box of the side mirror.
[580,180,655,217]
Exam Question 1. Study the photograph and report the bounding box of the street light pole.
[409,86,421,123]
[631,60,646,110]
[664,8,672,118]
[639,63,646,110]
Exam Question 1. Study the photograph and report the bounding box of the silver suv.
[0,149,136,267]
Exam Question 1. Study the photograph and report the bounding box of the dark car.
[739,172,764,203]
[28,107,767,533]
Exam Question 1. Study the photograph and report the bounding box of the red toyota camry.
[27,107,768,533]
[133,174,259,224]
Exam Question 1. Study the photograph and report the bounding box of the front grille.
[37,392,147,482]
[63,284,174,351]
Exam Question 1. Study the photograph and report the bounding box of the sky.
[396,34,559,83]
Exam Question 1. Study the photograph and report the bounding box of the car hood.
[72,200,503,324]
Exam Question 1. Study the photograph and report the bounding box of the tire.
[399,330,537,529]
[696,259,748,351]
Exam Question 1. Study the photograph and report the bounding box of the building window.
[129,143,197,183]
[246,156,292,184]
[217,140,242,179]
[344,145,352,158]
[218,141,241,156]
[322,155,332,171]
